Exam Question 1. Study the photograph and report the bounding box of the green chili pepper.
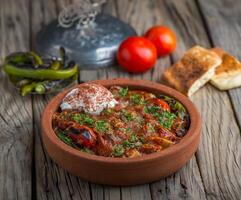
[59,46,66,66]
[5,52,43,66]
[3,47,79,96]
[34,81,47,94]
[20,82,37,96]
[34,74,77,94]
[28,51,43,65]
[3,63,78,80]
[50,60,61,70]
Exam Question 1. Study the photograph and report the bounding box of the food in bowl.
[42,79,201,185]
[52,83,190,158]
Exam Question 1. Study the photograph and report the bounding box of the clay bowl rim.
[41,78,201,165]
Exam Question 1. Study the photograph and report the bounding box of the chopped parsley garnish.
[126,127,132,133]
[144,105,176,129]
[72,113,86,124]
[122,140,135,148]
[129,134,138,143]
[130,94,145,105]
[72,113,94,126]
[140,136,145,143]
[160,95,187,118]
[119,87,129,97]
[122,110,135,121]
[57,130,73,146]
[112,145,125,157]
[158,111,176,129]
[83,117,94,126]
[95,120,107,132]
[146,122,155,132]
[144,106,160,114]
[122,134,141,148]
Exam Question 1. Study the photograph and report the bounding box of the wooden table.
[1,0,241,199]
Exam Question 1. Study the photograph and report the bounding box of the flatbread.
[161,46,222,96]
[210,48,241,90]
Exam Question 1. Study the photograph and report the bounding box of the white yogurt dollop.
[60,83,118,115]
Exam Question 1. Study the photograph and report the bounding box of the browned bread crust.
[211,48,241,90]
[161,46,221,96]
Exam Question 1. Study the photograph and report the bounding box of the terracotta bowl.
[41,79,201,186]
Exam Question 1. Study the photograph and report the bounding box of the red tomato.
[68,125,97,148]
[117,36,157,73]
[149,98,170,111]
[145,26,176,57]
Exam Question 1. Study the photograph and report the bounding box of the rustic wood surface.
[0,0,240,200]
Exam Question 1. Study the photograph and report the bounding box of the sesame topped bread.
[210,48,241,90]
[161,46,222,96]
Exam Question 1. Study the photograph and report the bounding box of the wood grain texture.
[197,0,241,130]
[157,0,241,199]
[195,0,241,199]
[33,95,91,200]
[0,0,33,199]
[147,0,210,199]
[31,0,91,200]
[85,0,207,199]
[0,0,239,199]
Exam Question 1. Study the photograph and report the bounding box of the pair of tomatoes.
[117,26,176,73]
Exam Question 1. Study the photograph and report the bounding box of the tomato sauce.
[52,86,190,158]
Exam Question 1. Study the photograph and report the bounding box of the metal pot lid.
[35,13,137,69]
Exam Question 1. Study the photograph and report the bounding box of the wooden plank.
[93,0,206,199]
[196,0,241,129]
[30,0,241,200]
[0,0,33,199]
[195,0,241,199]
[150,0,241,199]
[121,185,152,200]
[80,0,206,199]
[90,184,121,200]
[31,0,91,199]
[33,95,91,200]
[142,0,209,199]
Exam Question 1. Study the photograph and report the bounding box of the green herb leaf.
[112,145,125,157]
[145,106,160,114]
[122,140,135,148]
[158,111,176,129]
[146,122,155,132]
[57,130,73,146]
[83,117,94,126]
[72,113,86,124]
[72,113,94,126]
[122,110,135,121]
[140,136,145,143]
[96,120,107,132]
[130,94,145,105]
[119,87,128,97]
[129,134,138,143]
[145,104,176,129]
[126,127,132,133]
[123,134,142,148]
[144,106,149,113]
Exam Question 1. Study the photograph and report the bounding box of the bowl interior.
[42,78,201,164]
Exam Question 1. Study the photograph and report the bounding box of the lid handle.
[58,0,106,28]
